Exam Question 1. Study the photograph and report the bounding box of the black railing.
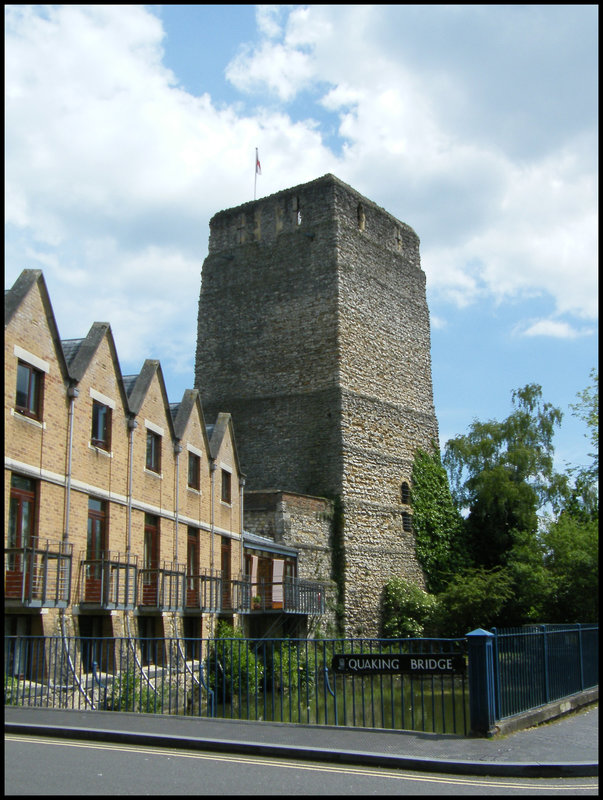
[228,576,325,614]
[184,569,222,612]
[137,562,186,611]
[5,540,73,608]
[79,553,137,609]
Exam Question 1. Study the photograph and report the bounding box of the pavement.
[5,702,598,778]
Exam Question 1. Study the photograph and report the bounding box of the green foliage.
[444,384,564,569]
[380,577,437,638]
[329,495,346,636]
[270,641,316,694]
[105,667,162,713]
[432,567,514,637]
[540,512,598,622]
[411,447,468,593]
[207,620,264,699]
[4,676,25,705]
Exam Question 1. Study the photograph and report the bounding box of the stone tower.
[195,174,439,635]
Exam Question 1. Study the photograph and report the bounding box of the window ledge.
[89,443,113,458]
[144,468,163,479]
[11,408,45,429]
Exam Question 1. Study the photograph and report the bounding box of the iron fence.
[4,635,468,734]
[492,624,598,720]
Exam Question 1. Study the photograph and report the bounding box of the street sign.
[331,653,466,675]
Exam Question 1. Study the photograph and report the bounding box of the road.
[4,734,598,795]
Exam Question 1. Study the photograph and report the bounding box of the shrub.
[105,667,162,713]
[380,577,437,638]
[207,620,264,700]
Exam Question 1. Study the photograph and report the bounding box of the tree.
[432,567,514,637]
[443,384,563,569]
[410,447,468,593]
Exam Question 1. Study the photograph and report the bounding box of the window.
[16,360,43,420]
[401,482,411,505]
[146,430,161,473]
[402,512,413,533]
[91,401,112,450]
[7,475,37,576]
[357,203,365,231]
[144,514,159,574]
[86,498,107,580]
[188,451,200,490]
[221,469,231,504]
[186,528,199,592]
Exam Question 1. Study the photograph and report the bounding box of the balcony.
[184,569,222,613]
[227,576,326,615]
[4,539,73,608]
[78,553,137,610]
[137,562,186,611]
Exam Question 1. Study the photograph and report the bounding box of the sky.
[5,4,598,478]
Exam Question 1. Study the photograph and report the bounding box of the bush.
[270,640,316,695]
[207,620,264,700]
[105,667,162,713]
[380,577,437,638]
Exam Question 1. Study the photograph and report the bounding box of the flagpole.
[254,147,261,200]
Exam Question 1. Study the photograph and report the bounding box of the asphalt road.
[5,734,599,796]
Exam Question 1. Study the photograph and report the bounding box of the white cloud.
[516,319,595,340]
[4,2,597,399]
[222,5,597,330]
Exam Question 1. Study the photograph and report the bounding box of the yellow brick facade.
[5,270,242,647]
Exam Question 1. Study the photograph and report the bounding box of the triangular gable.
[171,388,212,455]
[207,411,243,479]
[62,322,130,412]
[5,269,70,384]
[124,358,177,442]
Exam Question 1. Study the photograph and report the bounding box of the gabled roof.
[122,359,177,441]
[61,322,130,411]
[171,389,212,454]
[5,269,70,384]
[207,411,243,478]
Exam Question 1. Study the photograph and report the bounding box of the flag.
[255,148,261,175]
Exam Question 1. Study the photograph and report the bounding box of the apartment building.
[5,270,325,674]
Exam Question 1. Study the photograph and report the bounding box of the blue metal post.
[466,628,496,736]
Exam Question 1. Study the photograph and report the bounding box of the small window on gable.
[91,401,112,450]
[146,430,161,473]
[221,469,231,504]
[401,481,411,505]
[16,360,44,420]
[188,451,201,490]
[402,512,413,533]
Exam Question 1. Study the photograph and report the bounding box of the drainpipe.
[239,477,246,580]
[64,385,79,543]
[174,443,182,563]
[210,460,217,573]
[127,417,138,553]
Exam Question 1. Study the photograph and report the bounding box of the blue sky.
[5,5,598,477]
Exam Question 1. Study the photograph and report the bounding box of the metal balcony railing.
[184,569,222,613]
[137,562,186,611]
[5,539,73,608]
[226,576,326,615]
[78,553,138,609]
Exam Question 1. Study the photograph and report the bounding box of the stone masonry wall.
[195,175,439,637]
